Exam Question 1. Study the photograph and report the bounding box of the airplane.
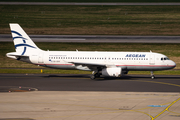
[6,23,176,79]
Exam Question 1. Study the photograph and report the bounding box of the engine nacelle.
[102,68,122,77]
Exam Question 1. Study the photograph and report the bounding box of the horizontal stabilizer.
[6,52,28,59]
[6,52,28,57]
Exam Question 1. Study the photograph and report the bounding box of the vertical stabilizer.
[9,23,41,55]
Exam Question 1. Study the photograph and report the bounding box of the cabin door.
[149,54,155,65]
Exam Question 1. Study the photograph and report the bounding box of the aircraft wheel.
[90,75,96,80]
[150,71,155,79]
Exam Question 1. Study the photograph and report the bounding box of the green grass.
[0,69,91,74]
[1,5,180,35]
[0,69,179,75]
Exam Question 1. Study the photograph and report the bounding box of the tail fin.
[9,23,41,55]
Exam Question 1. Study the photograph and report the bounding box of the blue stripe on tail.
[21,47,26,55]
[15,44,36,49]
[11,30,22,36]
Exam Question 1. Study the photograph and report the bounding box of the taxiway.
[0,74,180,92]
[0,74,180,120]
[1,35,180,43]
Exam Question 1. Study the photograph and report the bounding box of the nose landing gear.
[151,71,155,79]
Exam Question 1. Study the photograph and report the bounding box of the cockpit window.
[161,57,170,60]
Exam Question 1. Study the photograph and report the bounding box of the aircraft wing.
[69,61,116,71]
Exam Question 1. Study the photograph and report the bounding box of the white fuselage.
[29,51,176,71]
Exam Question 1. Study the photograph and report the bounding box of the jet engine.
[102,68,122,77]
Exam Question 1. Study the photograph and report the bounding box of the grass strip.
[0,69,91,74]
[1,69,180,75]
[1,5,180,35]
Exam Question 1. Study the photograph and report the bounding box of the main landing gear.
[151,71,155,79]
[91,71,101,80]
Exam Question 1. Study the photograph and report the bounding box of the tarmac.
[1,34,180,43]
[0,74,180,120]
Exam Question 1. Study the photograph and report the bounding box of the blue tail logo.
[12,30,36,55]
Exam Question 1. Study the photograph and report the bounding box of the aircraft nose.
[170,60,176,68]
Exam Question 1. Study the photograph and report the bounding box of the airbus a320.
[7,24,176,79]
